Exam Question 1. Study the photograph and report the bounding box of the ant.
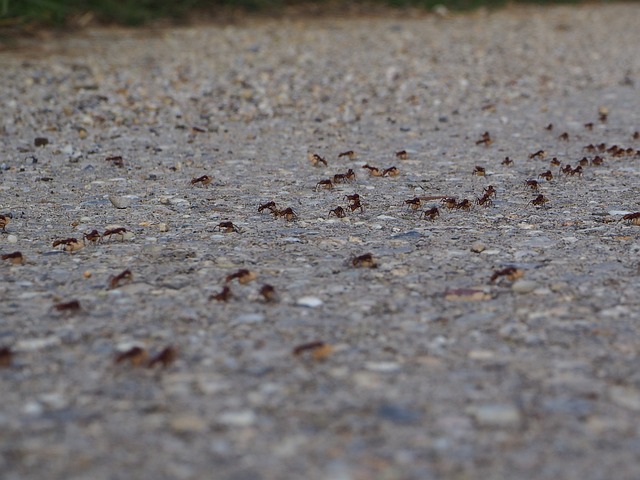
[362,164,383,176]
[0,347,13,368]
[584,122,594,130]
[292,341,326,356]
[529,194,549,208]
[344,193,360,203]
[0,214,11,231]
[338,150,356,159]
[105,155,124,168]
[558,132,569,141]
[225,269,257,284]
[215,221,241,233]
[476,194,493,207]
[395,150,409,160]
[316,179,334,191]
[423,207,440,220]
[545,124,554,131]
[333,169,356,183]
[441,197,457,209]
[1,252,23,265]
[115,346,148,366]
[309,153,328,167]
[210,285,232,301]
[348,200,364,213]
[483,185,496,197]
[191,175,212,186]
[53,238,85,252]
[591,156,604,166]
[501,157,513,166]
[109,269,133,289]
[538,170,553,181]
[524,180,539,191]
[329,206,346,218]
[578,157,589,167]
[456,199,472,211]
[352,253,376,268]
[53,300,81,312]
[622,212,640,226]
[405,197,422,210]
[475,131,493,146]
[472,166,486,177]
[276,208,297,221]
[103,227,127,241]
[599,107,608,123]
[148,346,177,368]
[83,230,101,243]
[258,201,278,214]
[633,131,639,140]
[550,157,561,167]
[568,166,583,177]
[490,267,524,283]
[382,166,400,177]
[259,284,277,302]
[528,150,547,160]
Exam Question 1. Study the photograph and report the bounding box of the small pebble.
[511,280,538,294]
[296,296,323,308]
[218,410,256,427]
[109,195,131,209]
[170,414,209,433]
[7,234,18,243]
[470,242,485,253]
[469,404,521,427]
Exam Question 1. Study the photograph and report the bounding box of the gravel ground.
[1,4,640,479]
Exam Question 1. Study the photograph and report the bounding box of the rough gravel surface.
[1,4,640,479]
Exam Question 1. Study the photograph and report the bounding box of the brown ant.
[622,212,640,226]
[490,267,524,283]
[558,132,569,141]
[591,156,604,166]
[0,214,11,231]
[105,155,124,168]
[584,122,594,130]
[423,207,440,220]
[525,180,540,191]
[292,341,326,356]
[395,150,409,160]
[258,201,278,214]
[215,221,241,233]
[259,284,277,302]
[109,269,133,289]
[348,200,364,213]
[316,179,334,191]
[191,175,212,186]
[382,166,400,177]
[528,150,547,160]
[472,166,486,177]
[362,164,383,176]
[441,197,458,209]
[352,253,376,268]
[0,347,13,368]
[329,206,346,218]
[598,107,608,123]
[405,197,422,210]
[148,346,177,368]
[333,169,355,183]
[561,164,573,176]
[475,131,493,146]
[53,299,81,312]
[338,150,356,159]
[583,144,596,153]
[344,193,360,203]
[210,285,232,301]
[53,237,85,252]
[538,170,553,181]
[103,227,127,241]
[483,185,496,197]
[568,165,583,177]
[529,194,549,208]
[578,157,589,167]
[633,131,639,140]
[476,194,493,207]
[309,153,328,167]
[115,346,148,366]
[1,252,23,265]
[456,199,472,211]
[276,208,297,221]
[545,123,554,131]
[83,230,101,243]
[501,157,513,166]
[225,269,257,284]
[550,157,561,167]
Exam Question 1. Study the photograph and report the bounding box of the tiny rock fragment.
[471,242,485,253]
[511,280,538,294]
[158,223,169,232]
[218,410,256,427]
[296,296,323,308]
[469,404,521,427]
[171,414,208,433]
[109,195,131,209]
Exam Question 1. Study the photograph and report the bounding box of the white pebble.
[218,410,256,427]
[469,404,521,427]
[511,280,538,294]
[296,296,323,308]
[7,234,18,243]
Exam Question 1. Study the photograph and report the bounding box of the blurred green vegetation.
[0,0,615,27]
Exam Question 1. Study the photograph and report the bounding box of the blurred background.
[0,0,613,28]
